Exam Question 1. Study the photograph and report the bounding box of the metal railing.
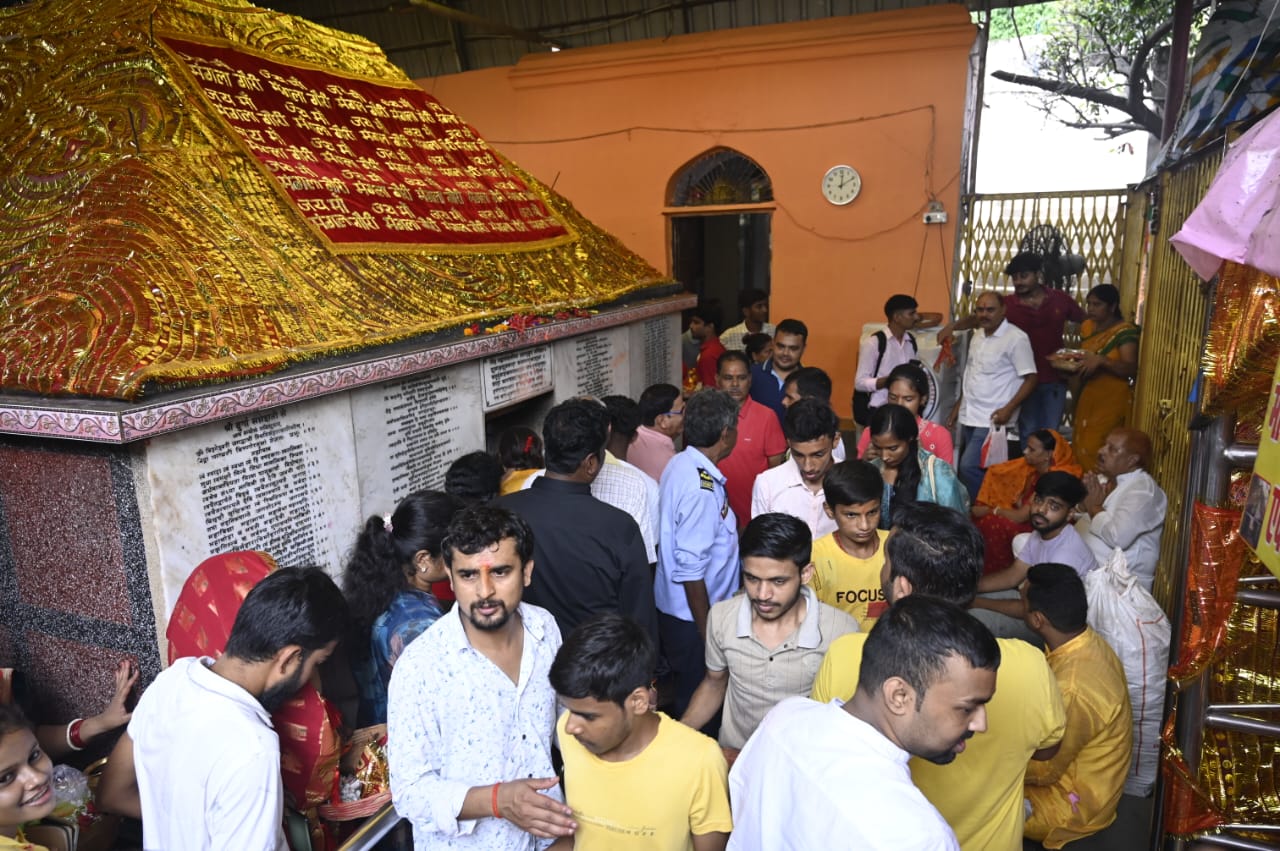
[953,189,1130,314]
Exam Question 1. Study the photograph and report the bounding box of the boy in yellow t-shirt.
[549,614,732,851]
[809,460,889,630]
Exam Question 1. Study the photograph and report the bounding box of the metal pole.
[1162,0,1196,142]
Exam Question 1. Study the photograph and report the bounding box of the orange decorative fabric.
[167,551,276,663]
[1168,504,1247,683]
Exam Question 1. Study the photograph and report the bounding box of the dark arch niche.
[667,148,773,321]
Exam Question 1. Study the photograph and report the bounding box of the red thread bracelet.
[491,783,502,819]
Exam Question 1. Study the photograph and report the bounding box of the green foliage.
[984,0,1210,135]
[983,4,1061,41]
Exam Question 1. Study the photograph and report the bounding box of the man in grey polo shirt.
[680,512,858,757]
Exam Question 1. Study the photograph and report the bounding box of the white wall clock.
[822,164,862,206]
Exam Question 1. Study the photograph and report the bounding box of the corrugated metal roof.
[256,0,1040,78]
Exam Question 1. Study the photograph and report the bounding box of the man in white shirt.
[949,291,1038,501]
[389,505,577,850]
[98,567,347,851]
[852,294,941,426]
[973,471,1096,641]
[751,398,841,540]
[1078,428,1168,590]
[728,595,999,851]
[719,288,773,353]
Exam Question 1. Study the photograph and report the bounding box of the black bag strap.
[871,331,888,376]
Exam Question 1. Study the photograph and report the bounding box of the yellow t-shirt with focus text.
[808,530,889,631]
[812,632,1066,851]
[556,711,732,851]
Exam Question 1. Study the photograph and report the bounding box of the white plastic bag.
[1085,547,1171,796]
[980,425,1010,468]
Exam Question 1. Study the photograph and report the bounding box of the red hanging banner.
[159,35,572,253]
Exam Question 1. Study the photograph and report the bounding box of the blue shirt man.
[654,389,741,719]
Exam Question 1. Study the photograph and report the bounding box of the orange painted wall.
[419,6,975,417]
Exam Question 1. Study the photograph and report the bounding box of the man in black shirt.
[499,399,658,645]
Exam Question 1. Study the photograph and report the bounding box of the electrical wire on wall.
[487,104,955,244]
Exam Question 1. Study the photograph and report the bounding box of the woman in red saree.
[971,429,1082,575]
[167,551,342,851]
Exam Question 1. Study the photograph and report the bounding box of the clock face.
[822,165,862,205]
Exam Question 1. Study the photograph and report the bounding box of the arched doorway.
[666,148,773,315]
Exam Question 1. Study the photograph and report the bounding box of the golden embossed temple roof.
[0,0,669,400]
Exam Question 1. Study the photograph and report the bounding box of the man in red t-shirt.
[1001,252,1085,443]
[715,350,787,527]
[690,299,727,390]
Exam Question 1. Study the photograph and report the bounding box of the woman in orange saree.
[1070,285,1139,471]
[971,429,1082,575]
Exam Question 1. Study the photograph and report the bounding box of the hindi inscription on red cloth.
[159,35,571,253]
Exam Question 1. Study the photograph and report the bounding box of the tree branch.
[992,69,1164,136]
[1127,0,1211,121]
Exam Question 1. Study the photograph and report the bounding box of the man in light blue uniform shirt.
[655,388,741,720]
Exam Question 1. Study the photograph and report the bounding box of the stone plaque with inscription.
[481,346,553,412]
[144,395,359,615]
[553,327,630,401]
[351,362,485,521]
[629,313,681,393]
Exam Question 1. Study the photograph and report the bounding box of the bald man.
[1077,427,1167,590]
[948,291,1037,501]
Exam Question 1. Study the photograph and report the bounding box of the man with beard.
[811,502,1065,851]
[679,513,857,752]
[388,506,577,850]
[548,614,732,851]
[973,471,1096,640]
[714,350,786,527]
[98,567,347,851]
[728,595,998,851]
[750,398,842,540]
[749,318,808,423]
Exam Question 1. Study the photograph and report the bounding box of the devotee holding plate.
[1068,285,1139,471]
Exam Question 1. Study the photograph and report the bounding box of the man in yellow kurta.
[811,502,1065,851]
[1021,563,1132,848]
